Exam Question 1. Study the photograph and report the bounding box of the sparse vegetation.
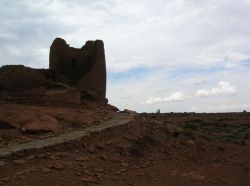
[1,129,19,140]
[187,119,203,123]
[183,130,196,139]
[129,146,144,158]
[72,117,85,128]
[0,111,250,185]
[182,123,198,130]
[130,133,160,157]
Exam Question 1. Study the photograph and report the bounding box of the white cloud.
[226,51,249,62]
[206,103,250,112]
[196,81,236,98]
[196,90,210,98]
[0,0,250,112]
[182,78,210,86]
[145,92,185,104]
[1,0,250,72]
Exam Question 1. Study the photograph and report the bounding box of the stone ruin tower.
[49,38,107,103]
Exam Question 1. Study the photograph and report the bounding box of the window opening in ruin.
[71,58,77,67]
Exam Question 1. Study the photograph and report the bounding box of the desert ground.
[0,106,250,186]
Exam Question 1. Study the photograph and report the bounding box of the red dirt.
[0,102,115,147]
[0,112,250,185]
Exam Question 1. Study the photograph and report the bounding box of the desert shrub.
[217,146,226,151]
[172,131,180,138]
[183,123,198,130]
[141,134,160,146]
[187,119,203,123]
[72,117,84,128]
[1,129,18,140]
[183,130,196,139]
[200,134,210,141]
[133,134,159,148]
[221,123,229,127]
[244,133,249,139]
[0,121,15,129]
[129,147,144,158]
[130,133,160,158]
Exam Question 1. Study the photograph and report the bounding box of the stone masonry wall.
[49,38,107,103]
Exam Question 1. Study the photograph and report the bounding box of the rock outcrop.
[0,38,107,104]
[22,115,63,133]
[49,38,106,103]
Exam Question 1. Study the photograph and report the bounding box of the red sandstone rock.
[80,176,96,183]
[186,139,195,146]
[13,159,26,165]
[41,167,51,173]
[22,115,63,133]
[48,162,65,170]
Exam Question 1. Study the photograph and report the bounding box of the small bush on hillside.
[183,130,196,139]
[183,123,198,130]
[129,147,144,158]
[72,117,84,128]
[130,133,160,158]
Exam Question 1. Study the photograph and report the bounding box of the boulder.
[22,115,62,133]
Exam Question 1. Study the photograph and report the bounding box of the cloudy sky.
[1,0,250,112]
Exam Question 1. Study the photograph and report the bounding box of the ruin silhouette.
[0,38,107,104]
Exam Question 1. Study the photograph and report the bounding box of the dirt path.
[0,112,135,158]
